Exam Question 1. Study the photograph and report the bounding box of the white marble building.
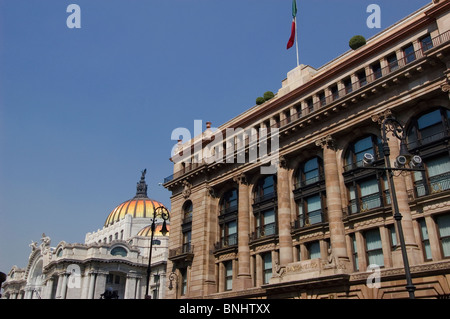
[1,171,171,299]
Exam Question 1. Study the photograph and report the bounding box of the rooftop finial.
[136,169,148,197]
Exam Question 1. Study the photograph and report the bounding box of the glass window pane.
[228,221,237,235]
[360,178,380,196]
[365,229,384,266]
[419,219,432,260]
[426,155,450,177]
[418,109,441,130]
[263,210,275,224]
[437,214,450,257]
[308,241,321,259]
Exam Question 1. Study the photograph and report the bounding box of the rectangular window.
[437,214,450,258]
[306,195,322,225]
[351,234,359,271]
[371,62,382,80]
[403,44,416,64]
[419,219,432,260]
[318,91,326,107]
[263,253,272,284]
[183,230,192,253]
[387,53,398,72]
[307,241,321,259]
[426,155,450,193]
[225,261,233,291]
[330,85,339,101]
[180,268,187,295]
[357,70,367,88]
[388,224,397,248]
[306,98,314,113]
[343,78,353,94]
[421,34,433,52]
[365,228,384,267]
[359,178,382,211]
[263,209,276,236]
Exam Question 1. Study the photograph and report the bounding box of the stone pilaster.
[233,173,253,289]
[315,136,351,272]
[277,157,293,265]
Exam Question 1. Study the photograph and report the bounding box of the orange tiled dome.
[104,170,169,227]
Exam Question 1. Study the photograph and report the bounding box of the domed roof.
[104,170,169,227]
[137,224,170,237]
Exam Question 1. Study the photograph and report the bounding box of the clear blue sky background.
[0,0,431,274]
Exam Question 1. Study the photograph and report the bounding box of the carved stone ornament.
[371,109,393,124]
[441,82,450,93]
[232,173,247,185]
[279,155,288,169]
[182,180,192,199]
[315,135,336,150]
[206,184,216,198]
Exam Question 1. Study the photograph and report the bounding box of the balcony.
[292,209,327,229]
[214,234,238,250]
[347,192,389,215]
[410,172,450,200]
[169,243,194,262]
[407,129,450,151]
[253,191,276,205]
[250,222,277,241]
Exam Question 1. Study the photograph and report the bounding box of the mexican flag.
[287,0,298,50]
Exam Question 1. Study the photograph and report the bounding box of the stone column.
[233,173,253,290]
[316,136,351,272]
[124,273,137,299]
[60,272,69,299]
[135,277,142,299]
[277,157,293,265]
[87,272,96,299]
[94,272,108,299]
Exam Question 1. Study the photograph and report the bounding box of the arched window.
[407,108,450,198]
[252,175,277,239]
[220,189,238,215]
[296,157,323,188]
[344,136,390,214]
[294,157,326,228]
[345,135,383,171]
[407,107,450,150]
[217,189,238,249]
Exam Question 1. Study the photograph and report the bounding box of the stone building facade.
[163,0,450,299]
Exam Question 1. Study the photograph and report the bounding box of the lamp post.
[168,272,179,299]
[364,116,424,299]
[145,206,170,299]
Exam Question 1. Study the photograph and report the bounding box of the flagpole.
[295,16,299,67]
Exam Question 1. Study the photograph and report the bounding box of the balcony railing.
[407,129,450,150]
[250,222,277,240]
[169,243,194,261]
[253,191,276,204]
[214,234,238,250]
[294,174,325,189]
[412,172,450,199]
[348,193,385,215]
[220,205,238,215]
[292,209,327,229]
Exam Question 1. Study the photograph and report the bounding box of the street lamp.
[168,272,179,299]
[145,206,170,299]
[364,115,424,299]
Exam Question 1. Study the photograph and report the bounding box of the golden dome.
[137,224,170,237]
[104,170,169,227]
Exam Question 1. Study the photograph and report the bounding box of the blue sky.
[0,0,431,274]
